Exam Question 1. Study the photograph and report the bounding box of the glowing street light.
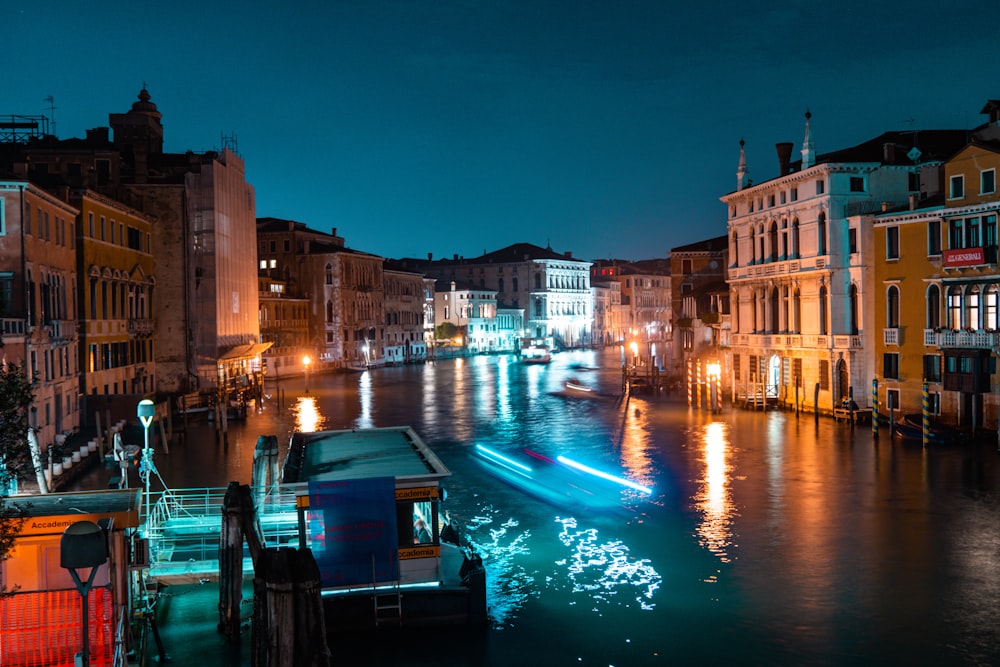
[706,362,722,412]
[137,399,155,521]
[303,354,311,393]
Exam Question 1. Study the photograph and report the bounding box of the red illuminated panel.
[943,247,985,267]
[0,587,113,667]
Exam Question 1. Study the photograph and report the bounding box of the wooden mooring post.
[219,482,265,641]
[252,548,330,667]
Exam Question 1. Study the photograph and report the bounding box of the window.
[780,191,786,205]
[883,353,900,380]
[967,285,981,329]
[982,169,996,195]
[819,285,828,334]
[283,239,291,253]
[966,217,980,247]
[849,176,865,192]
[909,172,920,192]
[268,259,276,269]
[927,220,941,256]
[790,187,798,202]
[886,226,899,259]
[819,360,829,390]
[817,212,827,255]
[950,174,965,199]
[849,227,858,254]
[947,286,962,329]
[886,388,900,411]
[816,179,825,195]
[923,355,942,382]
[259,260,267,270]
[887,285,900,328]
[88,212,94,237]
[682,259,693,274]
[987,285,999,330]
[926,285,941,329]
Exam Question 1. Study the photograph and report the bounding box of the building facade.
[722,113,968,413]
[872,104,1000,429]
[0,181,80,459]
[383,262,428,364]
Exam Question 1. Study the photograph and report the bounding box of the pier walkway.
[142,485,300,585]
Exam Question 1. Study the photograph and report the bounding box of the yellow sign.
[399,545,440,560]
[395,486,438,501]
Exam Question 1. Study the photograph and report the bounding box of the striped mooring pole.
[872,378,879,440]
[922,382,930,448]
[687,358,693,407]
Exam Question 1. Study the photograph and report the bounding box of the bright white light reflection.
[356,371,373,429]
[696,421,734,563]
[556,456,652,495]
[476,444,532,473]
[463,506,535,628]
[294,395,322,433]
[554,517,660,611]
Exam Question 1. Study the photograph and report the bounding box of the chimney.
[427,252,433,261]
[776,142,793,175]
[453,254,459,260]
[909,193,918,210]
[331,227,337,237]
[565,251,573,258]
[882,143,896,164]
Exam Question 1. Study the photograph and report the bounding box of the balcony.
[926,329,998,349]
[128,318,154,336]
[731,333,860,350]
[883,328,899,346]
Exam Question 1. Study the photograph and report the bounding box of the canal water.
[78,349,1000,666]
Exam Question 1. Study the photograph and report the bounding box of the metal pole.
[143,426,150,521]
[922,382,930,448]
[872,378,879,440]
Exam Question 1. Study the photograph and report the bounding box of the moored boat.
[281,426,487,631]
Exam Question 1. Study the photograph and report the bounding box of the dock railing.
[143,485,300,582]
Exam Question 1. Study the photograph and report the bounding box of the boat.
[472,444,651,512]
[519,336,554,364]
[281,426,487,631]
[893,413,961,444]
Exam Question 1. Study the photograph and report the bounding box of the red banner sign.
[943,247,985,267]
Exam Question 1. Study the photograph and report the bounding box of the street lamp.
[61,520,108,667]
[706,362,722,412]
[137,399,155,521]
[303,355,311,393]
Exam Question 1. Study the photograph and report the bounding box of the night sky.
[6,1,993,261]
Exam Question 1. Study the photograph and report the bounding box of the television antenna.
[43,95,56,137]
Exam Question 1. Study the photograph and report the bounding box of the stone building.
[669,237,728,376]
[722,112,968,413]
[433,280,499,353]
[0,180,80,457]
[383,261,428,364]
[257,274,310,379]
[400,242,592,349]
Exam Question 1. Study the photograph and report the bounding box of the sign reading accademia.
[943,247,985,267]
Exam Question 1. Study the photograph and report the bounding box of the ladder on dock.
[372,554,402,626]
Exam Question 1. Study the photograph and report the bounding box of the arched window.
[849,284,859,335]
[782,286,790,333]
[731,231,739,267]
[792,288,801,333]
[791,218,800,258]
[325,264,333,285]
[947,286,962,329]
[758,224,765,262]
[768,221,778,262]
[986,285,999,330]
[819,285,829,334]
[768,286,779,332]
[326,300,334,323]
[817,212,827,255]
[967,285,981,329]
[886,285,899,328]
[780,219,788,259]
[926,284,941,329]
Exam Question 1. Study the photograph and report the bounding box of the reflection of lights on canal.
[554,517,660,611]
[696,421,735,564]
[618,401,656,502]
[356,371,373,429]
[294,395,323,433]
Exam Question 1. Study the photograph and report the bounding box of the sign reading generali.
[944,247,985,267]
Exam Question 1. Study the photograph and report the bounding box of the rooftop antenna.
[221,131,239,156]
[43,95,56,137]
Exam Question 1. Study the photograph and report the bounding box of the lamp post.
[137,399,155,522]
[61,520,108,667]
[302,354,311,393]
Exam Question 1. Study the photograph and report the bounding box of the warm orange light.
[706,362,721,379]
[302,355,311,368]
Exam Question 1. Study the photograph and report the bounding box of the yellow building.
[873,105,1000,430]
[74,190,156,421]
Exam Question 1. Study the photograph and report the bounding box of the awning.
[218,342,273,362]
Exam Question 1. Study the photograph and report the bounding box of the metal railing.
[143,485,300,578]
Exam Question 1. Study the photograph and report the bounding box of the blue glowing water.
[77,349,1000,666]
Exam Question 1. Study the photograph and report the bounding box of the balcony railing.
[883,328,899,346]
[926,329,998,349]
[730,333,856,350]
[127,318,154,335]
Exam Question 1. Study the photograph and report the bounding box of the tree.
[0,362,36,585]
[436,321,460,342]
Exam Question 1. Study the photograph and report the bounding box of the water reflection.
[617,402,656,505]
[357,371,373,429]
[464,504,535,628]
[293,395,323,433]
[695,421,734,564]
[553,517,660,612]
